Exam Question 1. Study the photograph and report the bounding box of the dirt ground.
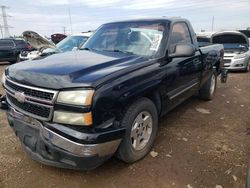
[0,62,250,188]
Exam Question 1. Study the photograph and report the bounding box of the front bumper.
[223,57,249,71]
[6,106,125,170]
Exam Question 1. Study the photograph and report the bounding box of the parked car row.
[19,32,93,61]
[0,31,93,63]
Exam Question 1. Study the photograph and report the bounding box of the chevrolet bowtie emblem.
[14,92,26,103]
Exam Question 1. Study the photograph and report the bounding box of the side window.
[0,40,14,47]
[15,40,26,46]
[169,23,192,54]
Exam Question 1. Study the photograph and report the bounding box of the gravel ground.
[0,63,250,188]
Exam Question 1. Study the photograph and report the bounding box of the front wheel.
[116,98,158,163]
[199,71,217,100]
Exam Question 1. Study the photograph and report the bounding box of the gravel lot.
[0,62,250,188]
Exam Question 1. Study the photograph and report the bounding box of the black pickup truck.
[0,18,227,170]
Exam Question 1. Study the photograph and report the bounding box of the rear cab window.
[169,22,193,54]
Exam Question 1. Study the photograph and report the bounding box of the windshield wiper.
[81,47,91,51]
[102,49,134,55]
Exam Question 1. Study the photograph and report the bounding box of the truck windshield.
[82,21,166,57]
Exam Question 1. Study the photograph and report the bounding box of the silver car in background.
[19,32,93,61]
[211,31,250,72]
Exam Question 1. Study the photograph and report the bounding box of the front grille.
[223,59,231,64]
[5,79,55,102]
[7,93,52,120]
[4,78,57,121]
[224,56,234,58]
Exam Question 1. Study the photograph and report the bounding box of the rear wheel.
[116,98,158,163]
[9,61,16,64]
[16,55,21,63]
[199,71,217,100]
[245,60,250,72]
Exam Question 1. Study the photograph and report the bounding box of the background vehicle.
[51,33,67,44]
[211,31,250,72]
[1,18,226,170]
[196,32,213,47]
[238,30,250,38]
[19,32,93,61]
[0,38,33,63]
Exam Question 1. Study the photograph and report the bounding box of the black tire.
[116,97,158,163]
[9,56,18,64]
[199,71,217,100]
[9,61,16,64]
[245,61,250,72]
[16,55,21,63]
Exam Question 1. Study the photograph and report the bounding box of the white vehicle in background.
[196,32,214,47]
[211,31,250,72]
[19,32,93,61]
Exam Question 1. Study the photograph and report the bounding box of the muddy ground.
[0,62,249,188]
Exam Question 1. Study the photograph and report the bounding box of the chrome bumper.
[8,107,121,158]
[42,127,121,157]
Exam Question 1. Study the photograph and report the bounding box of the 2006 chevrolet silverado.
[0,18,227,170]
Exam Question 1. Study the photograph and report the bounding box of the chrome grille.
[4,78,57,121]
[223,59,231,65]
[7,93,52,120]
[5,79,56,103]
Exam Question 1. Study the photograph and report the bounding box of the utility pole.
[0,25,3,38]
[68,8,73,34]
[62,26,66,35]
[1,5,11,37]
[211,16,214,32]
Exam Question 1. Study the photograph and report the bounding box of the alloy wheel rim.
[130,111,153,151]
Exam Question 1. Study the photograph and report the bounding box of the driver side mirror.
[169,44,195,58]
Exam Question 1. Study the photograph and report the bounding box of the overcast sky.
[1,0,250,37]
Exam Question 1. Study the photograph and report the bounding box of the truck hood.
[7,50,146,89]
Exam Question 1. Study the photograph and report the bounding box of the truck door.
[165,22,202,110]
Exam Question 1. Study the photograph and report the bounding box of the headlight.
[53,111,92,126]
[1,72,6,85]
[234,53,248,59]
[56,89,94,106]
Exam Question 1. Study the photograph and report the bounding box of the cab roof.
[105,17,190,24]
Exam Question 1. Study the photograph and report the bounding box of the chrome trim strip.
[169,82,199,100]
[6,78,58,103]
[6,94,53,121]
[42,127,121,157]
